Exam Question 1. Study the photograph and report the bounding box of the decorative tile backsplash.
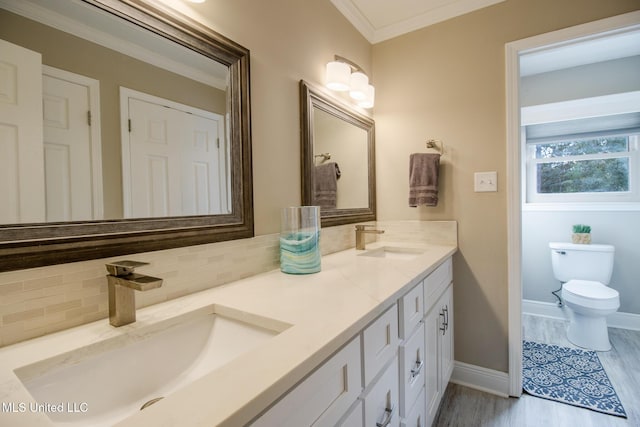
[0,220,455,347]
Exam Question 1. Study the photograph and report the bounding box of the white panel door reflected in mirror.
[121,89,229,218]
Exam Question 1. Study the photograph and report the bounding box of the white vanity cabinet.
[423,259,453,427]
[252,256,453,427]
[398,257,453,427]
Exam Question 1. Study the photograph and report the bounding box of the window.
[524,115,640,205]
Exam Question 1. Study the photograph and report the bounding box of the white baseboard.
[450,361,510,397]
[523,299,640,331]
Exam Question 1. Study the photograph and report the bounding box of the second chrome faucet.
[355,224,384,250]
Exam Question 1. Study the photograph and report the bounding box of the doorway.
[505,11,640,397]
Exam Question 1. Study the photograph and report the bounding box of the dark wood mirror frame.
[300,80,376,227]
[0,0,253,272]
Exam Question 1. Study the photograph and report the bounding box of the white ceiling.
[520,29,640,76]
[330,0,505,44]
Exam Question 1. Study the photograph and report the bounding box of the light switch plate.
[474,171,497,192]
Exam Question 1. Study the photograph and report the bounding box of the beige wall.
[372,0,639,372]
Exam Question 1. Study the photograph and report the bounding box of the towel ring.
[426,139,444,155]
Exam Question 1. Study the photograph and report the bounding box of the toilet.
[549,242,619,351]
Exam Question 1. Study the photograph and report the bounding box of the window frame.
[521,91,640,211]
[525,133,639,204]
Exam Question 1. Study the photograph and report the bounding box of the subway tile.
[2,288,43,306]
[82,277,107,289]
[0,281,23,296]
[82,294,106,308]
[46,300,82,314]
[3,307,45,324]
[64,305,99,321]
[25,294,65,311]
[23,315,51,332]
[0,322,25,347]
[23,275,63,291]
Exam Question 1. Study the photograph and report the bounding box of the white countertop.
[0,240,456,427]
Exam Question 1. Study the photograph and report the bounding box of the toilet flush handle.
[555,250,566,255]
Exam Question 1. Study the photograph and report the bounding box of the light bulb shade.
[325,61,351,91]
[357,84,375,109]
[349,71,369,100]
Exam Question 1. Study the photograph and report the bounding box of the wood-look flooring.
[433,314,640,426]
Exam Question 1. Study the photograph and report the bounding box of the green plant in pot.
[572,224,591,244]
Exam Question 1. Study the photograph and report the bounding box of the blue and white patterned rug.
[523,341,627,418]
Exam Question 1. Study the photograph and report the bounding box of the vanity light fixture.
[325,55,375,108]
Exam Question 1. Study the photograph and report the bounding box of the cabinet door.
[440,285,454,388]
[363,357,400,427]
[399,322,425,417]
[423,306,441,427]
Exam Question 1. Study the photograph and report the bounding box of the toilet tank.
[549,242,615,284]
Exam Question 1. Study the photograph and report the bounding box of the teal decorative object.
[280,206,321,274]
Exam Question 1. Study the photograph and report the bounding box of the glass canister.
[280,206,321,274]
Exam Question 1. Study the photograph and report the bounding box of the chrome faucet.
[105,261,163,327]
[355,224,385,250]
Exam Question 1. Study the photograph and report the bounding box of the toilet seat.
[562,280,619,310]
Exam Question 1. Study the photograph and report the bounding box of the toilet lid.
[564,280,619,300]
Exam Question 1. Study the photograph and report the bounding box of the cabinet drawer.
[399,281,424,340]
[252,336,362,427]
[399,322,425,417]
[424,258,452,307]
[363,304,400,385]
[363,357,400,427]
[401,387,426,427]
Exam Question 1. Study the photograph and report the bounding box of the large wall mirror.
[300,81,375,227]
[0,0,253,271]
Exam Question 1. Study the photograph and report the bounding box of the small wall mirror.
[0,0,253,271]
[300,81,375,227]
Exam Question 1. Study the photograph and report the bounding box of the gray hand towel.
[314,162,339,209]
[409,153,440,207]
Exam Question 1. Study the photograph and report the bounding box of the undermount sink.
[359,246,426,260]
[14,305,290,427]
